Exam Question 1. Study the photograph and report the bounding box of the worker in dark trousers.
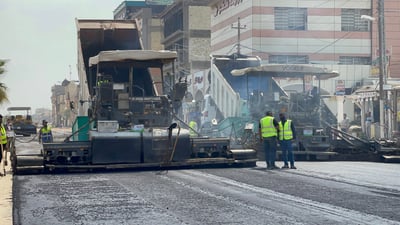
[278,113,297,169]
[259,111,280,170]
[39,120,53,143]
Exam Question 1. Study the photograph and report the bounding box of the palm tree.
[0,60,9,104]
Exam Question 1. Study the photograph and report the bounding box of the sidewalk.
[0,154,13,225]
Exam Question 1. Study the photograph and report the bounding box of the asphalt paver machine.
[11,20,256,174]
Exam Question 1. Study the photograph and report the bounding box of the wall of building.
[159,1,213,123]
[51,80,79,127]
[149,18,164,50]
[188,5,211,67]
[162,1,212,104]
[209,0,373,96]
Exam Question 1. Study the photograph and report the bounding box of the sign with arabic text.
[335,80,345,96]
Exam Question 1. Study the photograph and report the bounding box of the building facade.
[113,0,171,50]
[206,0,400,135]
[160,0,212,122]
[51,79,79,127]
[207,0,399,85]
[160,0,211,95]
[209,0,374,91]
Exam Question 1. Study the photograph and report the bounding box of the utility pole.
[378,0,386,139]
[69,65,72,80]
[231,17,246,55]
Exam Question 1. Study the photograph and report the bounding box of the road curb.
[0,154,13,225]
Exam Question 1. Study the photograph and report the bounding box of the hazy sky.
[0,0,125,113]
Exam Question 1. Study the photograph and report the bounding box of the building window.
[274,7,307,30]
[269,55,309,64]
[339,56,370,65]
[164,10,183,37]
[341,9,370,31]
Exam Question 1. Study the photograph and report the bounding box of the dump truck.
[11,19,257,174]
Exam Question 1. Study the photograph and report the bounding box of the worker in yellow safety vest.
[278,113,297,169]
[189,120,198,137]
[0,114,7,175]
[97,79,109,86]
[39,120,53,143]
[259,111,279,170]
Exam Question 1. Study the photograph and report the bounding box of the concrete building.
[209,0,373,90]
[160,0,212,122]
[113,0,172,50]
[51,79,79,127]
[160,0,212,99]
[205,0,400,136]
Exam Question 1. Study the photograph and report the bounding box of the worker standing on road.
[340,113,350,133]
[365,111,372,139]
[278,113,297,169]
[6,118,12,131]
[259,111,280,170]
[0,114,8,176]
[39,120,53,143]
[189,120,198,137]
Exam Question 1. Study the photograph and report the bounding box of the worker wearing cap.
[259,111,280,170]
[0,114,7,173]
[39,120,53,143]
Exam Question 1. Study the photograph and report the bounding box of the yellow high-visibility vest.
[260,116,277,138]
[279,120,293,140]
[1,125,7,145]
[40,126,52,134]
[189,121,197,136]
[97,80,109,86]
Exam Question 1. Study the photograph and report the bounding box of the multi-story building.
[51,79,79,127]
[206,1,370,132]
[160,0,212,102]
[206,0,400,135]
[51,84,65,127]
[209,0,373,93]
[113,0,172,50]
[160,0,212,122]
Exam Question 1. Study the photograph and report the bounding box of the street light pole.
[378,0,386,139]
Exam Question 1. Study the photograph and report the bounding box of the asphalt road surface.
[12,161,400,225]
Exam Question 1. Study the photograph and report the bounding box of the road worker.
[0,114,7,175]
[259,111,280,170]
[39,120,53,143]
[189,120,198,137]
[278,113,297,169]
